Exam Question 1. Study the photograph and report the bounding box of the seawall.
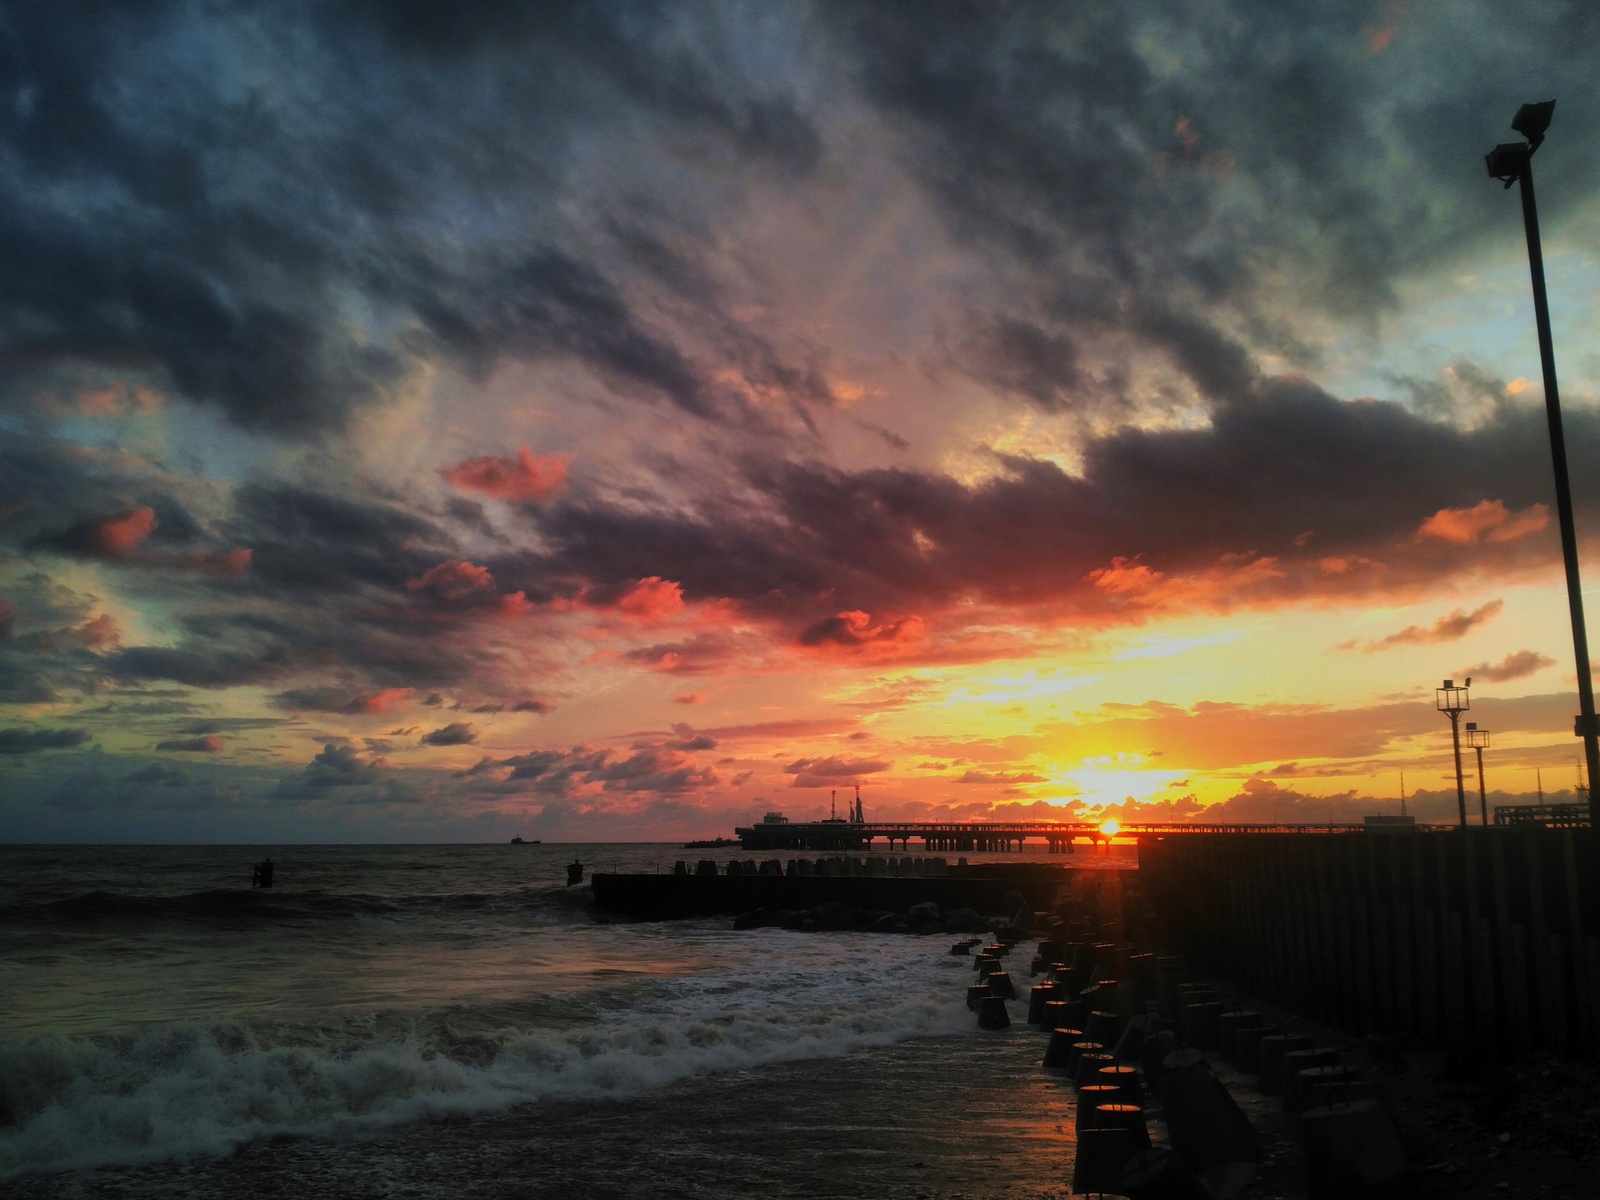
[1138,829,1600,1058]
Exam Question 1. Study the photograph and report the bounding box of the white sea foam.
[0,930,975,1178]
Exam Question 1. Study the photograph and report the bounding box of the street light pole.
[1466,722,1491,825]
[1437,679,1471,828]
[1486,101,1600,827]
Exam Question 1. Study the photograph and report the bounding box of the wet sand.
[12,1022,1080,1200]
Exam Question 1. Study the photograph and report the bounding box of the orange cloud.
[86,506,158,556]
[1363,599,1503,652]
[1418,500,1548,545]
[798,609,926,650]
[615,577,685,622]
[1084,554,1283,613]
[1455,649,1556,684]
[674,692,706,705]
[442,446,570,501]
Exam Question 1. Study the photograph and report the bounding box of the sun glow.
[1099,817,1121,836]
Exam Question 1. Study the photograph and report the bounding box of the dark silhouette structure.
[251,857,274,888]
[1486,100,1600,825]
[1436,679,1470,828]
[566,859,584,886]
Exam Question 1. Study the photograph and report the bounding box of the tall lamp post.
[1437,678,1471,828]
[1466,722,1491,825]
[1485,101,1600,827]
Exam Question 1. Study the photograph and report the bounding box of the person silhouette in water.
[566,859,583,886]
[252,858,275,888]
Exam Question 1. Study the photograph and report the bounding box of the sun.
[1099,817,1121,837]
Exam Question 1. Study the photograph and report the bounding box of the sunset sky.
[6,2,1600,842]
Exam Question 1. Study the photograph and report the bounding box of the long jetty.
[733,819,1406,851]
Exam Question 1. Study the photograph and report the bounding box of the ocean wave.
[0,885,587,928]
[0,942,968,1178]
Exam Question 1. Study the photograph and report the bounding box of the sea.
[0,842,1136,1199]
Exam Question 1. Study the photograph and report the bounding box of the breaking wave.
[0,935,970,1178]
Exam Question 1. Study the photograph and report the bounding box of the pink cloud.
[72,614,120,648]
[347,687,416,715]
[86,506,158,556]
[673,692,706,705]
[155,735,224,753]
[405,559,531,620]
[442,446,570,501]
[408,559,496,600]
[172,547,253,577]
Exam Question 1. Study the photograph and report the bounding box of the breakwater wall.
[591,858,1081,920]
[1138,830,1600,1057]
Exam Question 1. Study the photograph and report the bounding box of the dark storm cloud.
[0,726,91,755]
[420,722,477,747]
[275,743,388,796]
[231,483,452,594]
[454,741,716,798]
[831,2,1600,408]
[0,1,825,433]
[108,646,299,690]
[524,380,1594,629]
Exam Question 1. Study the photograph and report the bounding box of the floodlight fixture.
[1465,722,1491,824]
[1486,142,1531,187]
[1512,100,1556,149]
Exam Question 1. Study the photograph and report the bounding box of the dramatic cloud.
[527,386,1594,645]
[5,3,1600,839]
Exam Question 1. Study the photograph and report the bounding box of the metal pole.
[1475,745,1488,825]
[1517,163,1600,826]
[1451,711,1466,828]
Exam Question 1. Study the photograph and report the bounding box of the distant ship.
[681,836,738,849]
[509,837,541,844]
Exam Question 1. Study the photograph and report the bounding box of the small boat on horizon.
[509,837,541,844]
